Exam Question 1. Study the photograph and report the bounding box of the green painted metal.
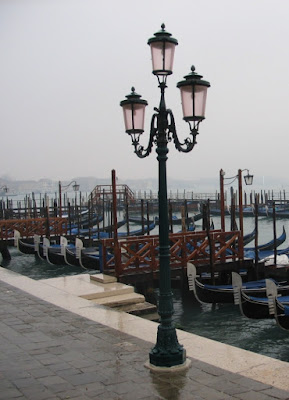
[120,26,210,368]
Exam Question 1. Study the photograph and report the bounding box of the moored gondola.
[187,263,289,304]
[14,230,36,255]
[245,226,286,252]
[266,279,289,330]
[79,248,101,270]
[155,214,202,225]
[232,273,289,320]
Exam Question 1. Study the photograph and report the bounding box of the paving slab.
[1,266,289,399]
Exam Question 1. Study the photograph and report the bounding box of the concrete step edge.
[90,292,145,307]
[80,286,134,300]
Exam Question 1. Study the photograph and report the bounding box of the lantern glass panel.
[244,174,253,186]
[180,85,208,120]
[122,103,146,132]
[150,41,176,75]
[194,85,208,118]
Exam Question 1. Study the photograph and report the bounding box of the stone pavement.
[1,272,289,400]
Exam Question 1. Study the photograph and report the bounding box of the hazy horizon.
[1,173,289,194]
[1,0,289,186]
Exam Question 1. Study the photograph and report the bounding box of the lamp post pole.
[59,181,62,218]
[151,83,183,367]
[238,169,244,260]
[220,169,225,232]
[120,25,210,369]
[58,180,80,220]
[220,169,253,260]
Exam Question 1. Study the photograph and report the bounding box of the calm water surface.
[2,215,289,362]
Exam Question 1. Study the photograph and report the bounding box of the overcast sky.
[1,0,289,188]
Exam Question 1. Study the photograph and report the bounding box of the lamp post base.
[144,358,191,373]
[148,324,187,368]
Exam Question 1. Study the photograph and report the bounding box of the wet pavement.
[1,268,289,399]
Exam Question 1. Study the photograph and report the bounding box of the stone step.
[80,283,134,300]
[91,292,145,307]
[114,301,157,315]
[90,274,117,284]
[40,274,134,300]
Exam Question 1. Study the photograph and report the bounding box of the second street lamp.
[0,185,9,194]
[58,180,80,218]
[120,24,210,369]
[220,169,254,259]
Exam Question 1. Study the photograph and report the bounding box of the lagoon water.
[2,214,289,363]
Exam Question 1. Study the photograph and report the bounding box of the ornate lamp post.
[58,180,80,218]
[120,24,210,369]
[220,169,253,256]
[0,185,9,194]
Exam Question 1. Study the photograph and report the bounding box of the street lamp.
[58,180,80,218]
[220,169,253,257]
[0,185,9,194]
[120,24,210,369]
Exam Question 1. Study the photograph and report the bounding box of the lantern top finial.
[177,65,210,89]
[148,24,178,46]
[120,88,148,107]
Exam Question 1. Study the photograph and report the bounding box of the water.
[118,211,289,250]
[2,214,289,362]
[0,247,99,280]
[171,288,289,362]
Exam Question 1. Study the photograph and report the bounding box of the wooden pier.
[99,229,251,284]
[0,217,67,240]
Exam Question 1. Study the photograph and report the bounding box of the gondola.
[45,237,76,265]
[187,263,289,304]
[38,237,62,264]
[79,243,114,270]
[260,251,289,265]
[244,226,286,252]
[232,272,289,319]
[88,222,156,240]
[210,207,230,216]
[224,228,256,251]
[242,228,256,246]
[128,216,154,224]
[14,230,36,255]
[71,219,145,239]
[70,219,127,236]
[46,245,65,265]
[79,248,101,270]
[243,247,289,263]
[118,222,156,237]
[65,246,80,266]
[64,237,102,270]
[266,280,289,330]
[65,237,83,267]
[155,215,201,225]
[273,297,289,330]
[34,236,66,264]
[80,214,103,229]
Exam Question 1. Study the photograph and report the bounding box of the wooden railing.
[0,217,68,240]
[101,230,241,277]
[91,184,135,203]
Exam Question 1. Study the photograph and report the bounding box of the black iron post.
[149,83,185,367]
[120,25,210,368]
